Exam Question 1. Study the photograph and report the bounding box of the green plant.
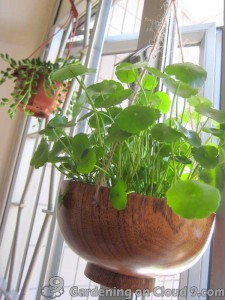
[0,54,77,118]
[31,61,225,219]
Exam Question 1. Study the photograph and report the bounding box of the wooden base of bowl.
[85,263,155,293]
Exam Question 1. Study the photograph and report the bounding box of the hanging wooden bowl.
[57,181,215,292]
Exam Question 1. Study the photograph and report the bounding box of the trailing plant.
[31,61,225,219]
[0,54,77,118]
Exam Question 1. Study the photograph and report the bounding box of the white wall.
[0,0,58,222]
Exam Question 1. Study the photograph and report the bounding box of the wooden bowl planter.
[57,181,215,292]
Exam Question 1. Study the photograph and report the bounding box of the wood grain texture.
[85,263,155,292]
[57,181,215,291]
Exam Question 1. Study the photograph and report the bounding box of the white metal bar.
[0,278,18,300]
[18,215,52,300]
[36,3,113,299]
[35,207,57,300]
[85,0,113,76]
[73,0,113,136]
[33,3,96,296]
[208,17,225,294]
[15,14,80,298]
[84,0,92,47]
[0,5,73,300]
[181,23,216,100]
[4,121,45,292]
[18,166,57,299]
[0,117,30,242]
[39,2,113,294]
[73,33,139,55]
[15,166,47,292]
[45,25,65,62]
[58,21,73,58]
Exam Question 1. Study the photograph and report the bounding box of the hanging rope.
[93,0,187,203]
[66,0,79,57]
[172,0,185,63]
[129,0,173,106]
[27,0,79,59]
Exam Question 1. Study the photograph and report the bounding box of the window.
[0,1,224,299]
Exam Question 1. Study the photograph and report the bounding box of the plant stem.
[180,99,186,124]
[76,76,103,147]
[171,144,177,182]
[170,83,180,126]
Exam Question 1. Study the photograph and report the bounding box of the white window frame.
[176,23,223,300]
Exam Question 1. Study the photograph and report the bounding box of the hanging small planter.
[15,69,66,118]
[0,0,79,119]
[57,181,215,292]
[0,54,75,118]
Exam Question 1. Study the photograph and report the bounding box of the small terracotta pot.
[57,181,215,292]
[14,68,65,118]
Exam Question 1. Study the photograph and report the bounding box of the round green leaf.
[151,123,182,143]
[200,165,224,192]
[93,146,104,160]
[165,63,207,89]
[30,138,49,168]
[202,127,225,138]
[192,145,219,169]
[115,63,139,83]
[96,89,131,108]
[76,149,96,174]
[48,138,71,160]
[142,74,158,90]
[51,63,95,81]
[158,144,172,157]
[188,96,212,108]
[195,106,225,123]
[106,123,132,143]
[88,80,131,108]
[40,127,64,141]
[174,155,192,164]
[107,107,122,118]
[151,91,171,113]
[109,180,127,210]
[47,115,68,128]
[72,93,88,118]
[175,121,201,147]
[162,77,198,98]
[166,180,220,219]
[71,133,90,159]
[116,106,160,134]
[88,80,119,95]
[145,66,168,79]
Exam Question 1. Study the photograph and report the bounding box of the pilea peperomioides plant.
[31,61,225,219]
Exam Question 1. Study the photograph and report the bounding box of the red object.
[17,75,64,118]
[57,181,215,292]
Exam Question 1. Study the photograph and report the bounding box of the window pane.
[178,0,224,26]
